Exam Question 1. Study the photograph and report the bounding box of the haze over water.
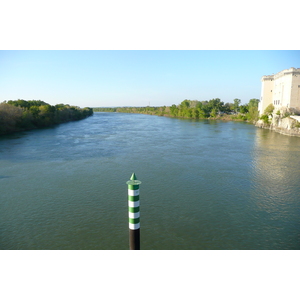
[0,112,299,249]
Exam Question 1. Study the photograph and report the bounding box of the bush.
[264,104,274,115]
[260,114,269,124]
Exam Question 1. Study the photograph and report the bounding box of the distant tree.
[248,98,260,108]
[180,99,190,109]
[239,105,249,114]
[0,100,93,135]
[233,98,241,112]
[207,98,224,113]
[223,103,232,114]
[0,102,23,134]
[191,108,199,119]
[168,104,177,117]
[210,108,218,118]
[246,98,260,122]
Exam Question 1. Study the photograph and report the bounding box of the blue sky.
[1,50,300,108]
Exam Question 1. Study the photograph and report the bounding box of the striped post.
[126,173,141,250]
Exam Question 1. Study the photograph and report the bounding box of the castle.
[258,67,300,115]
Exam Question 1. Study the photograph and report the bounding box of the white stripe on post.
[128,189,140,196]
[129,212,140,219]
[128,200,140,207]
[129,223,140,230]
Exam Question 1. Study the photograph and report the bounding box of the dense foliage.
[94,98,260,122]
[0,99,93,135]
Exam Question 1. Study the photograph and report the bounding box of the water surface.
[1,113,299,249]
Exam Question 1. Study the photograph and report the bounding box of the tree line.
[94,98,260,122]
[0,99,93,135]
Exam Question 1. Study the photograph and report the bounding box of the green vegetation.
[94,98,260,123]
[93,107,117,113]
[260,114,270,124]
[0,99,93,135]
[260,103,274,124]
[264,104,274,115]
[283,112,291,118]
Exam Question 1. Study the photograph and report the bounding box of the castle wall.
[259,67,300,115]
[259,76,274,114]
[290,71,300,110]
[273,71,292,109]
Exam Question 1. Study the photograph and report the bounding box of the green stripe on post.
[128,185,139,190]
[129,217,140,224]
[129,207,140,213]
[128,195,139,201]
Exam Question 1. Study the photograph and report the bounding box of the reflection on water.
[0,113,299,249]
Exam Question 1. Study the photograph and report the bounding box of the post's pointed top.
[126,172,141,185]
[130,173,137,180]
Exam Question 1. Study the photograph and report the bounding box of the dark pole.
[126,173,141,250]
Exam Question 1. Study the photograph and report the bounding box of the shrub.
[260,114,269,124]
[264,104,274,115]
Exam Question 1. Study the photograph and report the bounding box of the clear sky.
[1,50,300,108]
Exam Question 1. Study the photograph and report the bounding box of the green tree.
[239,105,249,114]
[210,108,218,118]
[233,98,241,112]
[0,102,23,134]
[223,103,232,114]
[246,98,260,122]
[180,99,190,109]
[248,98,260,108]
[207,98,224,114]
[0,100,93,135]
[191,108,199,119]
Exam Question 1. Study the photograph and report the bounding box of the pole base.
[129,228,140,250]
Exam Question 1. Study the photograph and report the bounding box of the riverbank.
[256,106,300,137]
[0,100,93,136]
[94,98,260,123]
[256,116,300,137]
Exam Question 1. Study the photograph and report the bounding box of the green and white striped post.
[126,173,141,250]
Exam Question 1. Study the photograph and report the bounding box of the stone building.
[258,67,300,115]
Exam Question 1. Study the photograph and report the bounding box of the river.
[0,112,299,249]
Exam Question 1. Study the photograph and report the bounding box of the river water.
[0,112,299,250]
